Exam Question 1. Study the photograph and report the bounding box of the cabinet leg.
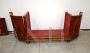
[65,40,71,42]
[26,41,30,44]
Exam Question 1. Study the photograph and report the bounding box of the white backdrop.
[0,0,90,31]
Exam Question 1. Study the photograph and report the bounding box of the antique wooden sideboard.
[9,12,83,43]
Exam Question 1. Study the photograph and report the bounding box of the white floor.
[0,30,90,53]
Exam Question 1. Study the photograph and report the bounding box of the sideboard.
[9,12,83,43]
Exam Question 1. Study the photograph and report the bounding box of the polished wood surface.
[10,12,83,43]
[0,18,8,36]
[64,12,83,40]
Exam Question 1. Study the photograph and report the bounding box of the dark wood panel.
[64,12,83,40]
[0,18,8,36]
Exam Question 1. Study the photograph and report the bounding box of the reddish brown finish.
[24,12,31,30]
[64,12,72,33]
[10,12,83,43]
[10,12,32,42]
[29,30,72,41]
[64,12,83,39]
[10,16,26,41]
[0,18,8,36]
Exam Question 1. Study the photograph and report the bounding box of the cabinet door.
[73,16,82,36]
[74,16,81,35]
[64,12,72,34]
[24,12,31,30]
[0,18,8,35]
[11,16,26,40]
